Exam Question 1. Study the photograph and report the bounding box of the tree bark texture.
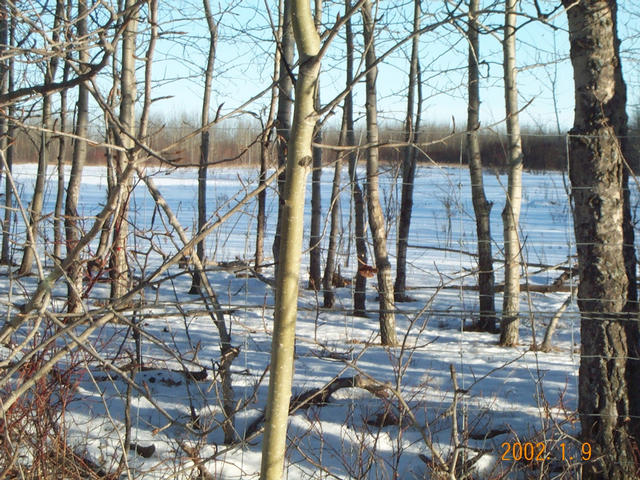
[259,0,321,477]
[466,0,496,331]
[394,0,421,303]
[563,0,640,477]
[499,0,523,346]
[362,0,397,346]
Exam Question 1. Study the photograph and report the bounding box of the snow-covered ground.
[2,163,584,478]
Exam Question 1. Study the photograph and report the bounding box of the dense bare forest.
[0,1,639,479]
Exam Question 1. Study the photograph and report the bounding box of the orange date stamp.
[500,441,592,462]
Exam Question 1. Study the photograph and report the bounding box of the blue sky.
[144,1,639,133]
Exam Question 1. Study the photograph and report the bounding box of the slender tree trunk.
[322,120,344,308]
[394,0,421,303]
[18,102,50,274]
[538,293,572,353]
[0,0,11,265]
[54,65,68,263]
[54,0,70,263]
[467,0,496,332]
[499,0,523,346]
[345,1,367,316]
[362,0,396,346]
[256,0,282,272]
[110,0,138,299]
[272,0,295,278]
[190,0,217,294]
[18,1,63,275]
[95,123,117,264]
[260,0,321,477]
[94,30,122,267]
[563,1,640,477]
[307,0,323,291]
[65,0,89,314]
[255,134,268,270]
[308,85,322,290]
[0,0,7,180]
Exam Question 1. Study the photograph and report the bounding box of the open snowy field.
[2,164,584,479]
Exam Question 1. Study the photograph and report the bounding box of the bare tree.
[54,53,69,262]
[271,0,295,277]
[394,0,421,303]
[255,0,283,272]
[110,0,139,299]
[308,90,323,290]
[345,0,368,316]
[499,0,523,346]
[64,0,90,314]
[17,0,64,275]
[322,117,345,308]
[362,0,396,346]
[94,38,121,269]
[0,0,7,183]
[190,0,218,294]
[466,0,496,332]
[0,0,13,265]
[260,0,322,476]
[563,0,640,477]
[307,0,323,291]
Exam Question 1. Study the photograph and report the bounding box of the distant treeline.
[10,118,640,172]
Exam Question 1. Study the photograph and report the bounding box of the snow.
[1,163,584,478]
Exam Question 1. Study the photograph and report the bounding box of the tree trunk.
[54,0,70,263]
[65,0,89,314]
[362,0,397,346]
[322,119,344,308]
[307,0,323,291]
[259,0,321,477]
[466,0,496,332]
[110,0,138,299]
[190,0,217,294]
[563,0,640,477]
[345,1,367,316]
[394,0,421,303]
[0,0,6,182]
[18,2,63,275]
[308,87,322,290]
[54,65,68,263]
[271,0,295,279]
[255,0,282,272]
[499,0,523,346]
[538,293,572,353]
[0,1,13,265]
